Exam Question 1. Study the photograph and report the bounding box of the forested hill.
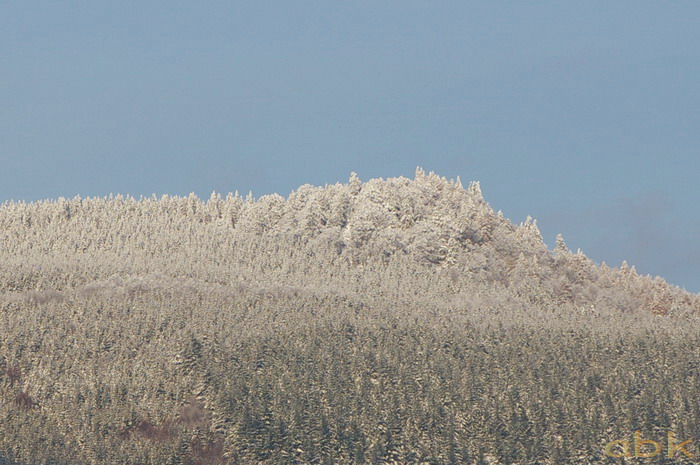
[1,167,697,317]
[2,169,700,465]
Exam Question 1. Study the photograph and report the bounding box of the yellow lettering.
[668,432,694,458]
[634,431,660,457]
[605,439,631,458]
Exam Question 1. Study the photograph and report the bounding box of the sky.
[1,1,698,292]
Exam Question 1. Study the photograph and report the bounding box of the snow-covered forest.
[1,169,699,464]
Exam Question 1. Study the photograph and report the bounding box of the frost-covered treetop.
[0,167,696,316]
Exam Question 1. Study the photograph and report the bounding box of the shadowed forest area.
[1,169,699,464]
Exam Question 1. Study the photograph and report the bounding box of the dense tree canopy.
[0,169,698,464]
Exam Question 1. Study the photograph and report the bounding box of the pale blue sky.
[1,2,698,292]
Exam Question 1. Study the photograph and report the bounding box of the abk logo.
[605,431,694,458]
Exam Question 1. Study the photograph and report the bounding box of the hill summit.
[1,167,696,317]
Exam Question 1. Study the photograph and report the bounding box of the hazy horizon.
[2,2,698,292]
